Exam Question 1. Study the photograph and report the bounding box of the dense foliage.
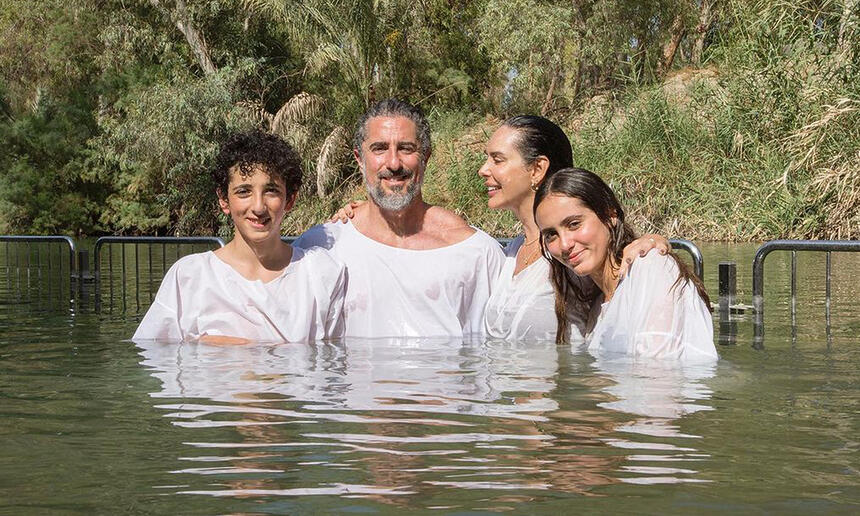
[1,0,857,239]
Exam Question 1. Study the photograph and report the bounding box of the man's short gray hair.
[353,98,431,159]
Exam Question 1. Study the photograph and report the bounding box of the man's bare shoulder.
[424,205,475,244]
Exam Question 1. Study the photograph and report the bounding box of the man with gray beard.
[294,99,505,338]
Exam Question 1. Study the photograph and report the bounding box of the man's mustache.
[377,167,414,180]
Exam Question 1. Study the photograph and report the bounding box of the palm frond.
[316,125,349,196]
[271,92,324,136]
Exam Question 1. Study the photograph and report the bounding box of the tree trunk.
[658,13,687,78]
[693,0,715,65]
[149,0,216,75]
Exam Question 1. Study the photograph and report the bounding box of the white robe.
[132,248,345,342]
[483,236,586,341]
[586,252,717,362]
[294,220,505,338]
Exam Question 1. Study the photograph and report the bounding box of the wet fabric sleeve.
[132,262,184,341]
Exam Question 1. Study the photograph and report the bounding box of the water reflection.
[135,339,718,505]
[588,353,716,485]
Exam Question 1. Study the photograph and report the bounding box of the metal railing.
[752,239,860,344]
[11,234,860,344]
[93,236,225,313]
[2,234,704,313]
[670,239,703,280]
[0,236,77,308]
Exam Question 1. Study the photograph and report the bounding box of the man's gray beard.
[365,174,422,211]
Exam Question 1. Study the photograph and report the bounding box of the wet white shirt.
[483,236,586,341]
[132,248,345,342]
[586,252,717,362]
[294,220,505,338]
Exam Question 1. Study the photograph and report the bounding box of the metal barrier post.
[718,262,736,313]
[718,262,737,345]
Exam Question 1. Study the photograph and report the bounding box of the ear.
[353,148,362,169]
[217,190,230,215]
[284,190,298,212]
[530,155,550,185]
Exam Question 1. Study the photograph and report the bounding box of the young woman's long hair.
[533,168,710,344]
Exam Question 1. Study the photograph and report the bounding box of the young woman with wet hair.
[134,130,345,343]
[534,167,717,361]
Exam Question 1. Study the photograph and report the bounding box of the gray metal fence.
[0,235,705,312]
[752,239,860,345]
[6,234,859,344]
[0,236,77,309]
[93,236,225,313]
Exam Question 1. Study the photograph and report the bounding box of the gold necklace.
[522,235,540,247]
[517,238,543,268]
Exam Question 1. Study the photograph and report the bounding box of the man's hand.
[199,335,252,346]
[618,233,670,278]
[328,200,366,223]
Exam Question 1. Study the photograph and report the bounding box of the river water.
[1,244,858,514]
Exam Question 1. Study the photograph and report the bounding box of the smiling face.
[355,115,426,211]
[535,193,614,280]
[218,165,295,245]
[477,125,537,212]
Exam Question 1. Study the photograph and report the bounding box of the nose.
[384,147,401,171]
[477,158,491,178]
[557,230,575,254]
[251,192,266,213]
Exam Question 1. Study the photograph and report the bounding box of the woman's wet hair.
[212,130,303,198]
[501,115,573,175]
[533,167,710,344]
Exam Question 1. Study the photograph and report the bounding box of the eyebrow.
[488,151,505,159]
[369,141,418,148]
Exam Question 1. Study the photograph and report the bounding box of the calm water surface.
[1,244,858,514]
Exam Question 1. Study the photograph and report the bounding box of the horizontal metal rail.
[752,239,860,343]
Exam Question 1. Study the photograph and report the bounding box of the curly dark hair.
[211,130,302,197]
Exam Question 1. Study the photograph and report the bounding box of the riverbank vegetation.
[1,0,857,240]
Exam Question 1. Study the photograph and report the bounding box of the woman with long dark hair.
[534,168,717,361]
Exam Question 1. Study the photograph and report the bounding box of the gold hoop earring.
[530,181,539,192]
